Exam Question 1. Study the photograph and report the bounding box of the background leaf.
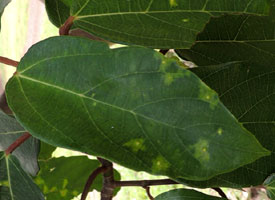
[68,0,270,48]
[264,174,275,200]
[0,111,40,176]
[0,0,10,31]
[155,188,225,200]
[45,0,71,27]
[35,156,120,200]
[177,62,275,188]
[0,152,44,200]
[6,36,269,181]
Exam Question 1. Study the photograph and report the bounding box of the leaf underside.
[5,36,269,181]
[264,174,275,200]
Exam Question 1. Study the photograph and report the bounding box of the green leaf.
[69,0,270,48]
[177,62,275,188]
[155,188,226,200]
[176,5,275,66]
[6,36,269,181]
[38,141,56,161]
[36,156,120,199]
[45,0,71,27]
[0,0,11,31]
[264,174,275,200]
[0,111,40,176]
[0,152,44,199]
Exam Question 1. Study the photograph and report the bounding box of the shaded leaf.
[35,156,120,199]
[0,152,44,199]
[69,0,270,48]
[176,5,275,66]
[0,0,10,31]
[6,36,269,181]
[38,141,56,161]
[45,0,71,27]
[264,174,275,200]
[155,188,225,200]
[177,62,275,188]
[0,111,40,176]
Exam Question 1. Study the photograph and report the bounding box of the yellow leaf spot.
[60,189,68,197]
[93,102,97,106]
[169,0,178,7]
[123,138,146,153]
[182,18,189,22]
[190,139,210,163]
[152,155,170,173]
[62,179,68,189]
[217,128,223,135]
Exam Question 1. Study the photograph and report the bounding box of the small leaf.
[45,0,71,27]
[36,156,120,199]
[0,152,44,200]
[177,62,275,188]
[0,0,11,31]
[69,0,270,48]
[264,174,275,200]
[6,36,269,181]
[0,111,40,176]
[155,188,226,200]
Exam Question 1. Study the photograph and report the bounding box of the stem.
[212,187,228,199]
[145,187,154,200]
[0,93,12,115]
[113,179,178,188]
[5,133,32,155]
[80,166,109,200]
[0,56,19,67]
[59,16,75,35]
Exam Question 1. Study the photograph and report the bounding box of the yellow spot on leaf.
[152,155,170,173]
[217,128,223,135]
[62,179,68,189]
[60,189,68,197]
[123,139,146,153]
[182,18,189,22]
[0,180,9,187]
[191,139,210,163]
[72,190,79,196]
[93,102,97,106]
[169,0,178,7]
[198,83,219,109]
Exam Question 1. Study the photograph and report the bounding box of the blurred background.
[0,0,269,199]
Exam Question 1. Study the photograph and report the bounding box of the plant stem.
[0,56,19,67]
[113,179,178,187]
[80,166,109,200]
[5,133,31,155]
[212,187,228,199]
[145,187,154,200]
[59,16,75,35]
[0,93,12,115]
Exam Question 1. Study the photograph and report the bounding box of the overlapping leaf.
[155,189,225,200]
[45,0,271,48]
[0,0,10,31]
[0,152,44,199]
[0,111,40,176]
[36,156,120,199]
[177,62,275,188]
[5,36,269,181]
[264,174,275,200]
[176,5,275,66]
[45,0,71,27]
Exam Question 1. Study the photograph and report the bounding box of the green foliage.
[0,0,274,199]
[0,0,10,31]
[0,152,44,200]
[155,188,226,200]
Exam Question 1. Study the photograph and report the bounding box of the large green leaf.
[0,0,10,31]
[6,36,269,181]
[45,0,71,27]
[264,174,275,200]
[0,152,44,199]
[176,5,275,66]
[177,62,275,188]
[36,156,120,200]
[67,0,270,48]
[0,111,40,176]
[155,189,225,200]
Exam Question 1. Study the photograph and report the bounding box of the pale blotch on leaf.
[190,139,210,163]
[49,186,57,192]
[93,102,97,106]
[62,179,68,189]
[217,128,223,135]
[60,189,68,197]
[198,83,219,109]
[0,180,9,187]
[123,138,146,153]
[72,190,79,196]
[152,155,170,173]
[182,18,189,22]
[169,0,178,7]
